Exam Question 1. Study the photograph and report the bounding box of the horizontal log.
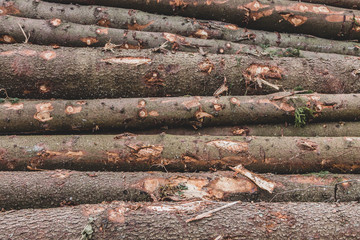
[138,122,360,137]
[0,15,317,56]
[2,0,360,56]
[41,0,360,41]
[289,0,360,10]
[1,170,359,210]
[1,44,360,99]
[1,134,360,173]
[0,93,359,133]
[1,201,360,239]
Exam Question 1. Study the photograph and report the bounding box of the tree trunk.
[1,15,321,57]
[138,122,360,137]
[1,44,360,99]
[0,93,359,134]
[1,201,360,239]
[2,0,360,56]
[1,170,359,210]
[1,134,360,173]
[289,0,360,10]
[41,0,360,41]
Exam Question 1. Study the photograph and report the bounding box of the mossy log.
[1,170,359,210]
[1,134,360,173]
[1,93,359,134]
[42,0,360,41]
[2,44,360,99]
[1,201,360,239]
[138,122,360,137]
[2,0,360,56]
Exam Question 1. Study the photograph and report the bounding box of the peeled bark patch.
[100,56,151,65]
[34,102,53,122]
[207,140,249,153]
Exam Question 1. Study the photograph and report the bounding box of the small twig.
[17,23,30,43]
[186,201,239,223]
[230,164,276,193]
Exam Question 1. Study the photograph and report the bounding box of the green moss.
[159,183,188,198]
[0,98,4,103]
[9,98,19,104]
[293,86,304,91]
[294,107,314,128]
[306,171,330,178]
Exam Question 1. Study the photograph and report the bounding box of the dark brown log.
[41,0,360,41]
[2,0,360,56]
[1,134,360,173]
[138,122,360,137]
[0,93,359,134]
[1,170,359,210]
[1,44,360,99]
[289,0,360,10]
[1,201,360,239]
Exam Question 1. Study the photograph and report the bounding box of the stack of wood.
[1,0,360,239]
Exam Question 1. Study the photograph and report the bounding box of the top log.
[42,0,360,41]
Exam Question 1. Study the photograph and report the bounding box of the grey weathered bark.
[1,134,360,173]
[138,122,360,137]
[1,201,360,239]
[0,93,359,134]
[41,0,360,41]
[0,15,315,56]
[1,170,359,210]
[1,44,360,99]
[2,0,360,56]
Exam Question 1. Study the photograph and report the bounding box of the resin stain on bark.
[95,28,108,35]
[65,105,82,115]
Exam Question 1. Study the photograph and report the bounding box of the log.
[1,170,359,210]
[1,201,360,239]
[289,0,360,10]
[1,44,360,99]
[0,15,315,56]
[0,93,359,134]
[2,0,360,56]
[1,134,360,173]
[41,0,360,41]
[138,122,360,137]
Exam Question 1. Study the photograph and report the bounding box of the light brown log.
[1,201,359,239]
[1,134,360,173]
[41,0,360,41]
[0,93,359,133]
[1,170,359,210]
[2,0,360,56]
[1,44,360,99]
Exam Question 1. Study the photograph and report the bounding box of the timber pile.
[1,0,360,239]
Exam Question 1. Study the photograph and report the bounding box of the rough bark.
[42,0,360,41]
[138,122,360,137]
[1,170,359,210]
[1,134,360,173]
[2,44,360,99]
[0,15,319,56]
[1,201,360,240]
[2,0,360,56]
[289,0,360,10]
[1,93,359,134]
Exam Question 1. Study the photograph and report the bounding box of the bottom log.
[1,171,359,210]
[1,201,359,239]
